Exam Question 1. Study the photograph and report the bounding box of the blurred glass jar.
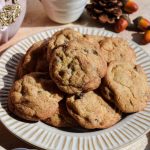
[40,0,88,24]
[0,0,26,45]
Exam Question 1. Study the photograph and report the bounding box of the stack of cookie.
[8,28,150,129]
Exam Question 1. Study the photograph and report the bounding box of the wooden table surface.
[0,0,150,149]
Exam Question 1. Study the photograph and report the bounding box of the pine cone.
[86,0,123,24]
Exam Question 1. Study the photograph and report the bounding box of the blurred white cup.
[40,0,88,24]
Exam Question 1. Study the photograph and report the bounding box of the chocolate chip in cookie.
[47,28,83,60]
[85,36,136,64]
[49,38,107,94]
[66,91,121,129]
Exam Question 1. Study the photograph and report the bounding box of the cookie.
[100,61,149,113]
[44,100,78,128]
[49,38,107,94]
[84,34,105,43]
[66,91,121,129]
[100,80,115,103]
[96,37,136,64]
[47,28,83,60]
[8,72,64,121]
[17,39,49,78]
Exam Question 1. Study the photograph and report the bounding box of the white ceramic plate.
[0,26,150,150]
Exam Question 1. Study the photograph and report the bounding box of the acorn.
[144,29,150,44]
[123,0,139,14]
[133,17,150,31]
[114,16,129,33]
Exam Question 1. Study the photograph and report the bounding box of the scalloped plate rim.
[0,26,150,150]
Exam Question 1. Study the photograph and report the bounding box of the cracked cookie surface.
[84,34,105,43]
[8,73,64,121]
[17,40,49,79]
[50,38,107,94]
[100,61,149,113]
[66,91,121,129]
[47,28,83,60]
[98,37,136,64]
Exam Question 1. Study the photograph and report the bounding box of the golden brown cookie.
[49,38,107,94]
[66,91,121,129]
[44,100,79,128]
[17,39,49,79]
[8,73,64,121]
[99,80,115,103]
[84,34,105,43]
[47,28,83,60]
[86,36,136,64]
[100,61,149,113]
